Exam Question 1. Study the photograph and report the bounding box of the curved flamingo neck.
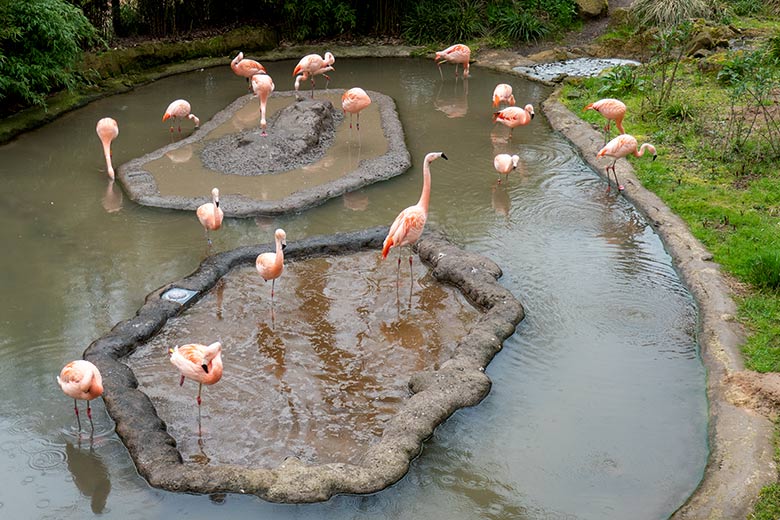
[417,159,432,213]
[275,237,285,266]
[101,140,114,178]
[636,143,654,157]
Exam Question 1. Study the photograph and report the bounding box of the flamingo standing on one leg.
[57,360,103,434]
[584,98,627,144]
[492,104,534,138]
[256,228,287,303]
[342,87,372,130]
[492,84,515,108]
[435,44,471,79]
[196,187,224,246]
[382,152,448,291]
[169,342,223,415]
[251,73,275,136]
[231,52,266,90]
[293,52,335,98]
[597,134,657,193]
[95,118,119,180]
[493,153,520,184]
[162,99,200,134]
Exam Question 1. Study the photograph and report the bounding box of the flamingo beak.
[282,242,287,250]
[162,114,170,122]
[653,154,657,161]
[201,364,209,373]
[531,113,535,119]
[441,153,448,160]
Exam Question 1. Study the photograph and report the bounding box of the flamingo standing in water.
[492,104,534,138]
[251,73,275,136]
[342,87,371,130]
[382,152,448,288]
[57,360,103,434]
[597,133,657,192]
[162,99,200,134]
[256,228,287,302]
[196,188,224,246]
[169,342,223,410]
[584,98,627,144]
[231,52,266,90]
[293,52,335,97]
[493,153,520,184]
[492,84,515,108]
[435,44,471,79]
[95,117,118,179]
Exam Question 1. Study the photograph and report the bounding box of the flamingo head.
[233,52,244,64]
[425,151,448,164]
[293,64,303,77]
[583,102,595,112]
[525,104,535,119]
[211,187,220,207]
[492,111,501,123]
[275,228,287,250]
[511,155,520,169]
[324,52,335,65]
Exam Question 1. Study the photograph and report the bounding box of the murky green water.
[0,58,706,519]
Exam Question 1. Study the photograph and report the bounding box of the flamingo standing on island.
[597,134,657,192]
[95,118,119,179]
[293,52,335,97]
[169,342,223,413]
[435,44,471,79]
[493,153,520,184]
[492,84,515,108]
[57,360,103,434]
[382,152,448,290]
[256,228,287,303]
[342,87,371,130]
[493,104,535,138]
[231,52,266,90]
[584,98,627,144]
[196,187,224,246]
[251,73,275,136]
[162,99,199,134]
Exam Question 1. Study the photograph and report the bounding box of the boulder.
[576,0,608,18]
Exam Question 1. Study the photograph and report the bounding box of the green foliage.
[663,101,695,121]
[728,0,762,17]
[748,251,780,292]
[0,0,99,109]
[639,23,693,113]
[631,0,724,28]
[597,65,643,97]
[281,0,356,41]
[488,2,548,43]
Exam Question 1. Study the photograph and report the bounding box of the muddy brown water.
[0,58,706,519]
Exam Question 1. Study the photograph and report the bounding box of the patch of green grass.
[749,418,780,519]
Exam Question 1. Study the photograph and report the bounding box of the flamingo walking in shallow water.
[342,87,371,130]
[584,98,627,144]
[95,117,118,179]
[382,152,448,288]
[492,104,534,138]
[251,73,275,136]
[169,342,223,410]
[57,360,103,434]
[435,44,471,79]
[493,153,519,184]
[293,52,335,97]
[597,133,657,192]
[256,228,287,303]
[492,84,515,108]
[196,188,224,246]
[162,99,199,134]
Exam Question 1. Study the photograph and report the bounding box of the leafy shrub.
[489,4,548,43]
[597,65,643,97]
[0,0,98,109]
[281,0,356,41]
[663,101,695,121]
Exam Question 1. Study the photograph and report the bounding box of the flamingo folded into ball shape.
[342,87,372,130]
[162,99,200,133]
[256,228,287,302]
[57,360,104,433]
[293,52,335,97]
[492,104,535,138]
[597,133,657,192]
[196,187,224,245]
[435,44,471,79]
[493,153,520,183]
[169,341,223,408]
[251,73,275,136]
[231,52,266,79]
[95,117,119,179]
[584,98,627,144]
[492,84,515,108]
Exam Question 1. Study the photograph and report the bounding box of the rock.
[608,7,632,28]
[575,0,608,19]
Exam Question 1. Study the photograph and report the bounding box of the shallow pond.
[0,57,707,519]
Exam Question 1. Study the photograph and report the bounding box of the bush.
[631,0,723,28]
[0,0,99,109]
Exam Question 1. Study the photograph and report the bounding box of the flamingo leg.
[408,247,414,300]
[197,382,202,407]
[356,112,360,131]
[180,375,185,386]
[438,63,444,80]
[323,74,331,90]
[349,113,353,129]
[271,279,275,301]
[310,78,316,98]
[73,399,81,432]
[87,400,94,434]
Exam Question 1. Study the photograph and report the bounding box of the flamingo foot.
[618,184,625,191]
[180,375,185,386]
[197,395,202,406]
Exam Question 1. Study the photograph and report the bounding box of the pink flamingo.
[341,87,372,130]
[196,187,224,246]
[256,228,287,302]
[231,52,266,86]
[162,99,200,134]
[95,117,119,179]
[57,360,103,434]
[492,84,515,108]
[293,52,335,97]
[251,73,275,136]
[584,98,627,144]
[492,104,534,138]
[169,342,223,409]
[597,134,657,192]
[382,152,448,287]
[435,44,471,79]
[493,153,520,184]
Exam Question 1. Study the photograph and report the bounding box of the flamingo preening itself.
[196,187,224,246]
[597,134,657,192]
[231,52,266,80]
[256,228,287,303]
[162,99,199,133]
[492,104,534,138]
[493,153,520,184]
[169,342,223,410]
[57,360,103,434]
[584,98,627,144]
[492,84,515,108]
[341,87,372,130]
[293,52,335,97]
[95,117,119,179]
[435,44,471,79]
[251,73,275,136]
